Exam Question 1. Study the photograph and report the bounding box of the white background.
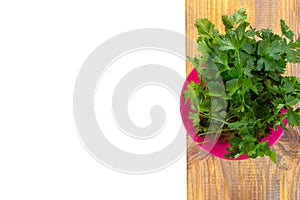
[0,0,186,200]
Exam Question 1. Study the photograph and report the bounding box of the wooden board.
[186,1,300,199]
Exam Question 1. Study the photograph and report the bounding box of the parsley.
[185,8,300,163]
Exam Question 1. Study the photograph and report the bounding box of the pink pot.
[180,68,287,160]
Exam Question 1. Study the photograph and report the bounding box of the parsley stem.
[235,49,242,78]
[200,128,235,135]
[211,116,229,124]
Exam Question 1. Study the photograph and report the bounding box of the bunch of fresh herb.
[184,8,300,162]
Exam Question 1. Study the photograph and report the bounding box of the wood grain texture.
[186,1,300,199]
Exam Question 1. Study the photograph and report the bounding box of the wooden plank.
[186,1,300,199]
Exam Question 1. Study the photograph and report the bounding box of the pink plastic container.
[180,68,286,160]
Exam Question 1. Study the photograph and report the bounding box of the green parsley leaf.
[287,108,300,126]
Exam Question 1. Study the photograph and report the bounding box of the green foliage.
[184,8,300,163]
